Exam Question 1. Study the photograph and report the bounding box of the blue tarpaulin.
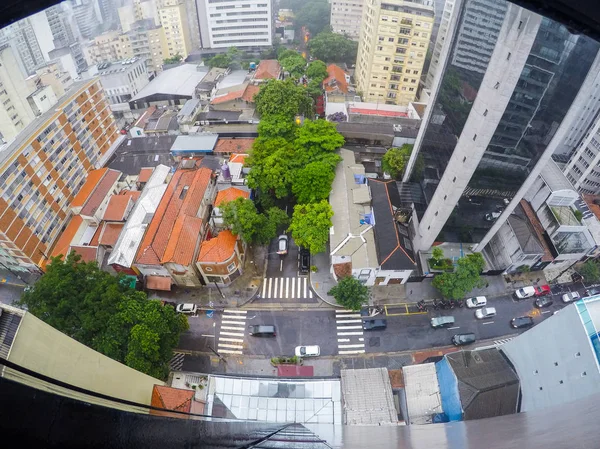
[436,358,463,421]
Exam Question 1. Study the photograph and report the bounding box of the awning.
[146,275,172,291]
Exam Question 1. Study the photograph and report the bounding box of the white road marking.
[336,325,363,330]
[447,326,460,330]
[303,277,307,298]
[541,311,552,314]
[223,309,247,314]
[482,321,495,325]
[267,277,272,298]
[336,309,359,313]
[298,277,301,297]
[338,338,350,342]
[339,349,366,354]
[337,331,364,336]
[222,319,246,324]
[273,278,278,298]
[280,259,283,271]
[358,338,364,342]
[335,313,361,318]
[219,343,244,349]
[219,337,244,343]
[285,278,290,299]
[279,277,284,297]
[309,290,313,298]
[335,319,362,324]
[338,344,366,348]
[221,325,246,331]
[218,349,243,354]
[201,334,215,338]
[220,331,245,337]
[262,278,267,298]
[291,277,295,298]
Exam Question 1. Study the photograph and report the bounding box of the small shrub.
[310,265,318,272]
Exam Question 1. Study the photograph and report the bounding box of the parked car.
[562,291,581,303]
[465,296,487,308]
[299,247,310,274]
[511,316,534,329]
[585,288,600,297]
[175,303,197,314]
[248,325,276,337]
[451,333,476,346]
[514,286,537,299]
[431,316,455,328]
[295,345,320,357]
[362,319,387,331]
[484,211,501,221]
[277,235,289,255]
[535,297,554,308]
[475,307,497,319]
[534,285,551,296]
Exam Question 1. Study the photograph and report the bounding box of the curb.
[309,272,343,308]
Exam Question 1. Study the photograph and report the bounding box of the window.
[204,266,213,272]
[483,109,488,116]
[227,262,237,273]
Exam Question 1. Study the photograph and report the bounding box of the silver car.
[562,291,580,303]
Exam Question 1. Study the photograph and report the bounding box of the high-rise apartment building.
[403,0,600,253]
[330,0,365,41]
[355,0,434,106]
[0,19,46,76]
[119,0,161,32]
[0,79,120,272]
[119,20,169,74]
[157,0,192,58]
[196,0,273,49]
[425,0,455,88]
[70,0,102,39]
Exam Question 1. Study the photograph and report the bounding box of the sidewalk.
[309,250,341,307]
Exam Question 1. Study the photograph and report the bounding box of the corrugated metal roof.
[170,135,218,153]
[340,368,397,425]
[130,64,209,101]
[403,363,443,425]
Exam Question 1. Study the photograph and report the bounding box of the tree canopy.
[382,144,414,179]
[163,54,183,65]
[293,161,336,204]
[205,47,251,69]
[220,197,289,244]
[307,33,358,64]
[306,60,328,83]
[288,200,333,254]
[295,0,331,36]
[432,253,486,300]
[579,260,600,283]
[279,52,307,78]
[18,252,188,379]
[254,79,313,119]
[328,276,369,310]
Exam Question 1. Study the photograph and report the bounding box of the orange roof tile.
[324,64,349,94]
[71,168,109,208]
[138,167,155,184]
[583,194,600,221]
[229,154,247,164]
[214,138,255,154]
[211,88,247,105]
[254,59,281,80]
[133,106,157,128]
[198,230,237,263]
[69,245,98,263]
[80,169,121,217]
[135,168,213,266]
[103,195,132,221]
[119,189,142,201]
[49,215,84,259]
[215,187,250,207]
[89,225,102,246]
[151,385,193,412]
[242,84,260,102]
[161,215,203,265]
[146,275,172,291]
[99,222,125,246]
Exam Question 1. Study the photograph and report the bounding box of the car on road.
[535,296,554,308]
[534,285,551,296]
[431,316,455,328]
[484,211,501,221]
[248,325,276,337]
[475,306,497,319]
[362,319,387,331]
[562,291,581,303]
[466,296,487,308]
[295,345,320,357]
[584,288,600,297]
[514,286,537,299]
[511,316,534,329]
[299,247,310,274]
[175,303,197,314]
[277,235,289,255]
[451,333,476,346]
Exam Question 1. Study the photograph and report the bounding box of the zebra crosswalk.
[261,277,314,300]
[169,352,185,371]
[493,337,514,347]
[335,309,366,355]
[217,309,247,355]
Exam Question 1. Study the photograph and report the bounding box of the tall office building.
[157,0,192,58]
[330,0,365,41]
[0,19,46,76]
[70,0,102,39]
[355,0,435,106]
[0,79,120,272]
[403,0,600,253]
[120,21,169,74]
[425,0,455,88]
[195,0,273,49]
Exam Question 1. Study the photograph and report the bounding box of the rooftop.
[69,245,99,263]
[403,363,442,425]
[80,169,121,217]
[98,222,125,246]
[214,187,250,207]
[71,168,110,208]
[340,368,397,425]
[254,59,281,80]
[506,205,545,255]
[216,69,250,91]
[48,215,84,260]
[137,167,155,184]
[324,64,349,94]
[541,159,577,193]
[211,84,249,105]
[170,135,218,154]
[196,67,227,91]
[151,385,194,413]
[106,135,176,176]
[197,230,237,263]
[213,138,255,154]
[177,99,201,119]
[130,64,209,101]
[103,195,133,221]
[133,106,157,128]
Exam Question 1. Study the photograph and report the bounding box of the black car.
[299,247,310,274]
[362,319,387,331]
[585,288,600,297]
[511,316,534,329]
[535,297,554,308]
[451,333,476,346]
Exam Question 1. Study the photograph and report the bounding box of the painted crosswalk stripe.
[267,278,272,298]
[336,325,363,330]
[273,278,278,299]
[336,313,361,318]
[262,279,268,298]
[220,331,245,337]
[218,349,243,354]
[279,277,284,297]
[309,290,313,298]
[336,309,358,313]
[221,315,247,320]
[338,344,365,348]
[220,337,244,343]
[286,277,290,299]
[336,319,362,323]
[303,277,307,298]
[219,343,244,349]
[291,277,295,298]
[223,309,247,314]
[339,349,366,354]
[222,324,245,330]
[297,277,301,297]
[338,338,350,342]
[337,331,364,336]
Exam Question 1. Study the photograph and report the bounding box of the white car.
[175,303,198,314]
[466,296,487,308]
[514,286,536,299]
[295,345,320,357]
[475,307,497,319]
[277,235,289,255]
[562,291,581,303]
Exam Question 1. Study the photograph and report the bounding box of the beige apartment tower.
[355,0,434,105]
[157,0,192,59]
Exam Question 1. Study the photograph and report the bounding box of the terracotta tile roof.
[214,187,250,207]
[49,215,84,259]
[324,64,349,94]
[146,275,172,291]
[151,385,193,412]
[103,195,132,221]
[80,169,121,217]
[138,167,155,184]
[136,168,213,266]
[254,59,281,80]
[69,245,98,263]
[520,200,554,262]
[583,194,600,220]
[242,84,260,102]
[214,138,255,154]
[161,215,204,264]
[349,107,408,117]
[89,225,102,246]
[198,230,237,263]
[71,168,109,208]
[211,88,246,105]
[133,106,157,128]
[119,189,142,202]
[99,222,125,246]
[229,154,248,164]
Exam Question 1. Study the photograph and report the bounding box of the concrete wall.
[7,312,163,405]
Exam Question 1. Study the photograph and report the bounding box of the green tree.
[288,200,333,254]
[307,32,358,64]
[295,0,331,36]
[381,144,414,179]
[328,276,369,310]
[221,198,289,244]
[163,53,183,64]
[19,252,188,379]
[431,247,444,265]
[254,79,313,119]
[579,260,600,283]
[279,53,307,78]
[306,60,328,82]
[306,79,324,98]
[293,119,344,168]
[293,161,335,204]
[205,53,231,68]
[432,253,486,299]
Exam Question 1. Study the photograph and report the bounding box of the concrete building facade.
[157,0,193,59]
[424,0,455,89]
[0,19,46,76]
[97,58,150,115]
[355,0,434,106]
[330,0,365,41]
[0,79,120,272]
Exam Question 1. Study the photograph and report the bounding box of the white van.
[475,307,497,319]
[466,296,487,308]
